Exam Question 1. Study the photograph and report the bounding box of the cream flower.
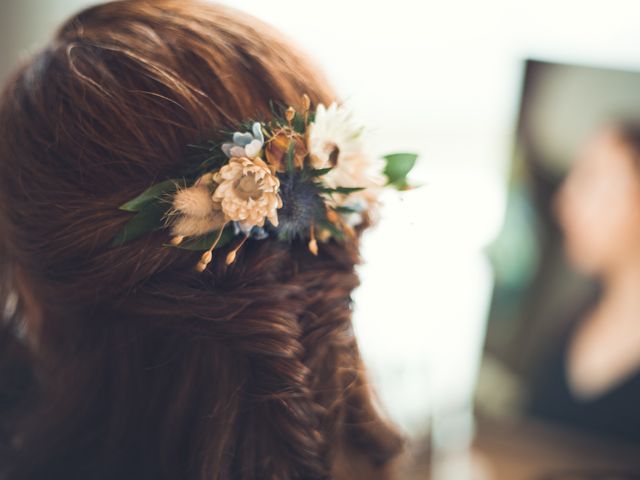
[171,202,226,237]
[308,102,386,191]
[173,184,216,219]
[212,156,282,229]
[308,102,385,221]
[170,173,226,238]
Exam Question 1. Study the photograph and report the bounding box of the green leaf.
[383,152,418,189]
[182,147,228,180]
[307,167,333,177]
[168,225,235,251]
[186,143,215,151]
[285,140,296,172]
[307,110,316,125]
[118,179,184,212]
[268,99,286,122]
[332,205,358,214]
[111,201,167,247]
[317,219,344,240]
[292,112,306,133]
[318,186,366,195]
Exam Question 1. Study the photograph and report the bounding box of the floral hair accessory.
[112,95,418,271]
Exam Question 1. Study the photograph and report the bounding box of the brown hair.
[0,1,404,479]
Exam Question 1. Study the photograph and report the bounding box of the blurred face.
[556,127,640,275]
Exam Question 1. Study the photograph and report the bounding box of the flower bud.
[308,238,318,256]
[170,235,184,246]
[264,130,307,172]
[226,249,237,265]
[302,94,311,113]
[195,261,208,272]
[326,209,339,223]
[285,106,296,123]
[173,186,216,219]
[200,250,212,265]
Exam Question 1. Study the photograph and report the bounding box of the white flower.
[212,156,282,229]
[308,102,386,222]
[308,103,386,191]
[221,122,264,159]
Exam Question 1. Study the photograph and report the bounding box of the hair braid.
[0,1,405,478]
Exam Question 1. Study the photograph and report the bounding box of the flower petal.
[229,146,246,157]
[221,143,233,157]
[244,139,263,159]
[252,122,264,143]
[233,132,254,146]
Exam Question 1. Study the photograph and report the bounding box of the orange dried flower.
[264,128,307,172]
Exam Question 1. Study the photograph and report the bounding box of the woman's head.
[0,1,403,479]
[556,123,640,276]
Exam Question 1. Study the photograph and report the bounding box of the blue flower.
[221,122,264,159]
[232,221,270,240]
[273,171,325,240]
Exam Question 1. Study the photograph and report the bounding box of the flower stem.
[196,223,228,271]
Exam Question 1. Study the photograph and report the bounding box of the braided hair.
[0,1,404,479]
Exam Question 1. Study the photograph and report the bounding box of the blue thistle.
[271,171,325,240]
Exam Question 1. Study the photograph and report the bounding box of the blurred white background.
[3,0,640,463]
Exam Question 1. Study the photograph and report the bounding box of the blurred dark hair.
[617,121,640,159]
[0,1,404,479]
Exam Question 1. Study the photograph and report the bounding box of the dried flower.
[169,235,184,246]
[173,184,216,219]
[170,182,226,237]
[285,106,296,123]
[301,94,311,113]
[274,171,325,240]
[111,97,418,272]
[308,225,318,255]
[212,156,282,230]
[225,235,249,265]
[308,103,385,190]
[308,102,386,218]
[171,208,226,237]
[264,128,307,172]
[221,122,264,159]
[196,250,213,272]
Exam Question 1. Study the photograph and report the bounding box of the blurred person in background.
[0,1,406,479]
[529,122,640,443]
